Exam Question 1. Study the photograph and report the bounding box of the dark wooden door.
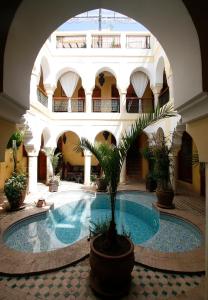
[38,150,47,182]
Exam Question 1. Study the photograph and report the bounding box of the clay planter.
[89,234,134,298]
[156,188,175,209]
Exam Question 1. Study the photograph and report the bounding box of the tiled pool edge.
[0,202,205,275]
[135,205,205,273]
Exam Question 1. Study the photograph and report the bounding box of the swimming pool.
[3,191,202,253]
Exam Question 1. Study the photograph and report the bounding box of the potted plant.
[4,172,27,210]
[44,149,61,192]
[76,103,175,297]
[150,134,175,209]
[4,130,27,210]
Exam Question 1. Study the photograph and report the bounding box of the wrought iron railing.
[126,97,154,113]
[91,35,121,48]
[56,35,86,48]
[53,98,85,112]
[126,35,150,49]
[93,98,120,112]
[37,88,48,107]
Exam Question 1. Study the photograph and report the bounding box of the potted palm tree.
[76,103,176,297]
[150,134,175,208]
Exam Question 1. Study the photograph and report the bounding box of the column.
[152,84,162,108]
[85,92,92,113]
[30,72,39,103]
[46,154,53,183]
[27,154,38,193]
[120,158,126,184]
[84,150,92,186]
[167,73,174,101]
[120,91,126,114]
[205,163,208,299]
[45,84,56,112]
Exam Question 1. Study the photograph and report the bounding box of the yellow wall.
[0,144,27,190]
[62,132,84,166]
[187,117,208,162]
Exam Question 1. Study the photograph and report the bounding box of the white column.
[86,32,91,48]
[152,84,162,108]
[85,92,92,113]
[30,72,38,103]
[84,150,92,186]
[120,158,126,184]
[28,155,38,193]
[120,92,126,114]
[46,90,54,112]
[46,155,53,183]
[205,163,208,299]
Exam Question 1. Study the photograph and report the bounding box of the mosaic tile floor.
[0,259,204,300]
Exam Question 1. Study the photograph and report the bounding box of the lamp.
[103,131,110,140]
[98,73,105,86]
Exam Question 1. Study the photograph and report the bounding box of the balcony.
[56,36,86,48]
[55,33,151,49]
[91,35,121,48]
[93,98,120,112]
[53,98,85,112]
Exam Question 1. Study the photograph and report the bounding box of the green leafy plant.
[4,172,27,209]
[76,103,176,246]
[6,131,23,149]
[149,134,173,191]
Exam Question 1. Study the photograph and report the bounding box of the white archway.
[4,0,201,111]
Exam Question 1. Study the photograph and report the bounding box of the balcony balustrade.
[56,36,86,48]
[93,98,120,112]
[126,97,154,113]
[91,35,121,48]
[53,98,85,112]
[37,88,48,107]
[56,33,151,49]
[126,35,150,49]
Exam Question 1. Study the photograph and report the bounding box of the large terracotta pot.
[156,188,175,209]
[89,234,134,298]
[7,190,26,211]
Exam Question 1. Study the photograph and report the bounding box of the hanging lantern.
[98,73,105,86]
[103,131,110,140]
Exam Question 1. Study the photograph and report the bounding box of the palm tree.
[76,103,176,246]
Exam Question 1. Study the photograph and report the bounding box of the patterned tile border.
[0,196,205,275]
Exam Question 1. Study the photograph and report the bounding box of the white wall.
[4,0,202,116]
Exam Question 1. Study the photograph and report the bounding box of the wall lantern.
[99,73,105,86]
[103,131,110,140]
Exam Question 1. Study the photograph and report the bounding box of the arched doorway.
[60,131,84,183]
[126,132,148,182]
[177,131,205,196]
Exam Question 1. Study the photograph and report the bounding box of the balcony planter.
[89,234,134,298]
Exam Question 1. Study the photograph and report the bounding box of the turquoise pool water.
[3,191,202,253]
